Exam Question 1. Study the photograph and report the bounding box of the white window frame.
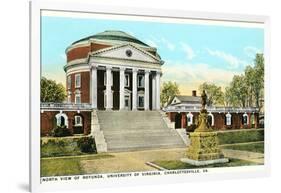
[55,113,68,128]
[74,115,83,126]
[67,91,71,103]
[137,74,144,88]
[208,113,214,126]
[75,73,81,88]
[243,113,249,125]
[186,113,193,126]
[75,93,81,104]
[67,75,71,90]
[138,93,144,108]
[226,113,232,126]
[125,74,130,87]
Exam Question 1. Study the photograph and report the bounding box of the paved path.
[222,149,264,164]
[80,148,186,174]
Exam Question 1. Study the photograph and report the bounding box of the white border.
[30,0,270,192]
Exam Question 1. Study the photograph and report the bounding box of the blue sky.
[41,15,264,95]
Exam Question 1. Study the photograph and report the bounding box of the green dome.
[72,30,150,47]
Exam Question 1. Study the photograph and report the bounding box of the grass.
[41,154,114,177]
[217,129,264,145]
[221,142,264,153]
[152,158,260,170]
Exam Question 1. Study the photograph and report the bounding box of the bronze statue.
[201,90,207,110]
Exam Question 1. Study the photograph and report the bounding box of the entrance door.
[124,95,131,110]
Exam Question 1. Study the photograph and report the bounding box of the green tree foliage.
[41,77,66,102]
[225,53,264,108]
[160,81,180,107]
[199,82,224,106]
[225,75,248,107]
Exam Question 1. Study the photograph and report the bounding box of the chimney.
[192,90,197,97]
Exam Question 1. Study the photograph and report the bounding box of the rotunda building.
[64,30,164,111]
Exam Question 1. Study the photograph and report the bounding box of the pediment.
[91,44,161,63]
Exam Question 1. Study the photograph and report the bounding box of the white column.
[152,74,156,110]
[119,67,125,110]
[132,68,138,111]
[155,71,161,110]
[144,70,150,110]
[91,64,97,109]
[106,66,113,110]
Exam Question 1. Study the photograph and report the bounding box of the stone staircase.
[97,111,186,152]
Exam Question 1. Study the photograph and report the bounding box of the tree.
[226,75,248,107]
[198,82,224,106]
[160,81,180,107]
[41,77,66,102]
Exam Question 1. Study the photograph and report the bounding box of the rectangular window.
[75,116,82,126]
[75,93,81,104]
[75,74,81,88]
[138,75,144,88]
[226,116,231,126]
[138,95,144,108]
[125,74,130,87]
[67,75,71,89]
[67,93,71,103]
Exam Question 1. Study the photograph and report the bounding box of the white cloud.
[161,61,240,95]
[161,38,175,51]
[244,46,262,58]
[180,43,196,60]
[206,48,248,69]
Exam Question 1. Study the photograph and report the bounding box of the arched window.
[243,113,249,125]
[208,113,214,126]
[186,113,193,126]
[226,113,232,126]
[55,113,68,128]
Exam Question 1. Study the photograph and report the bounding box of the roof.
[167,95,201,106]
[71,30,150,47]
[176,95,201,103]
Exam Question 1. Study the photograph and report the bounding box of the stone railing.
[41,102,92,111]
[163,105,259,113]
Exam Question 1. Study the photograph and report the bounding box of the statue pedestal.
[181,131,228,166]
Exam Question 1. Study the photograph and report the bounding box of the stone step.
[97,110,185,152]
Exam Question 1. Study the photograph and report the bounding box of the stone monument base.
[182,131,229,166]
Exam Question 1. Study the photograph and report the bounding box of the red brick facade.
[67,71,90,103]
[167,112,259,130]
[40,111,91,136]
[66,43,112,62]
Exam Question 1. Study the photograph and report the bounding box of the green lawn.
[41,154,114,177]
[221,142,264,153]
[153,158,260,170]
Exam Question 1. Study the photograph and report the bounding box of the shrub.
[52,125,72,137]
[77,137,97,153]
[217,129,264,145]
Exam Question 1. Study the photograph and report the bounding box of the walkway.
[222,149,264,164]
[80,148,186,174]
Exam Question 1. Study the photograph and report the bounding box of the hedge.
[217,129,264,145]
[41,136,97,158]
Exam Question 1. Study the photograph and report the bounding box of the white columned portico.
[119,67,125,110]
[152,74,156,110]
[155,71,161,110]
[132,68,138,111]
[106,66,113,110]
[91,64,97,109]
[144,70,150,110]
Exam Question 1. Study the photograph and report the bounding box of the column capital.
[106,66,112,70]
[119,66,125,72]
[145,69,150,74]
[132,68,138,73]
[90,63,98,70]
